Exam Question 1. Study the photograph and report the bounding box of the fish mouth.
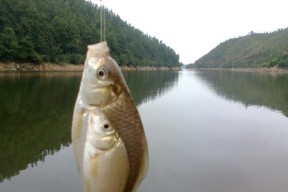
[88,82,114,89]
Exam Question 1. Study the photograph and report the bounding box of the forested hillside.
[191,28,288,68]
[0,0,181,67]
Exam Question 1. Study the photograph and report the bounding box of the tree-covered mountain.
[0,0,181,67]
[191,28,288,68]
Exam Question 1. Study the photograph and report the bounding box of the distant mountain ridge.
[192,28,288,68]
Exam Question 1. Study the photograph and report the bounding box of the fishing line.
[99,1,106,41]
[103,5,106,41]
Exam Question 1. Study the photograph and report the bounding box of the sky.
[90,0,288,64]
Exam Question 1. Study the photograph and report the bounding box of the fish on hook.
[71,41,148,192]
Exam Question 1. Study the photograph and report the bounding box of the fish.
[71,41,148,192]
[82,109,129,192]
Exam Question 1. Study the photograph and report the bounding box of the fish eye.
[104,124,110,129]
[101,120,112,132]
[97,68,108,79]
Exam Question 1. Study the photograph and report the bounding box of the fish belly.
[83,140,129,192]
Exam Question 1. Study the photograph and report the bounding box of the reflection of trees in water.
[0,73,81,182]
[0,71,178,182]
[124,71,179,105]
[196,70,288,117]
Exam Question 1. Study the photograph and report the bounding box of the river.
[1,70,288,192]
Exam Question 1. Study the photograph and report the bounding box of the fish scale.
[103,91,148,192]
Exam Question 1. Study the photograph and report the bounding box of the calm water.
[1,70,288,192]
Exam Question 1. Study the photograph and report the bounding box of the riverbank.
[0,62,181,72]
[191,67,288,74]
[0,63,83,72]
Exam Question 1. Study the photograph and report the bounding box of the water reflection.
[123,71,179,105]
[0,71,178,182]
[0,72,81,182]
[195,70,288,117]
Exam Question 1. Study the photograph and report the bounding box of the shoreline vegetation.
[0,62,181,72]
[1,62,288,73]
[189,67,288,74]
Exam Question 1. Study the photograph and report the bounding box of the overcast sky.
[90,0,288,64]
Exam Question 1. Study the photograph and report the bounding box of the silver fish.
[72,42,148,192]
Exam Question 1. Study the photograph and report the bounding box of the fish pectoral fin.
[75,108,85,139]
[90,154,99,178]
[83,179,91,192]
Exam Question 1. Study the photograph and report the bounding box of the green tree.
[0,27,19,60]
[0,0,181,67]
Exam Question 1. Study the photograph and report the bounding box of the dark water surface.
[0,70,288,192]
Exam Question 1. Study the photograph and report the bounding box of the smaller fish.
[82,109,129,192]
